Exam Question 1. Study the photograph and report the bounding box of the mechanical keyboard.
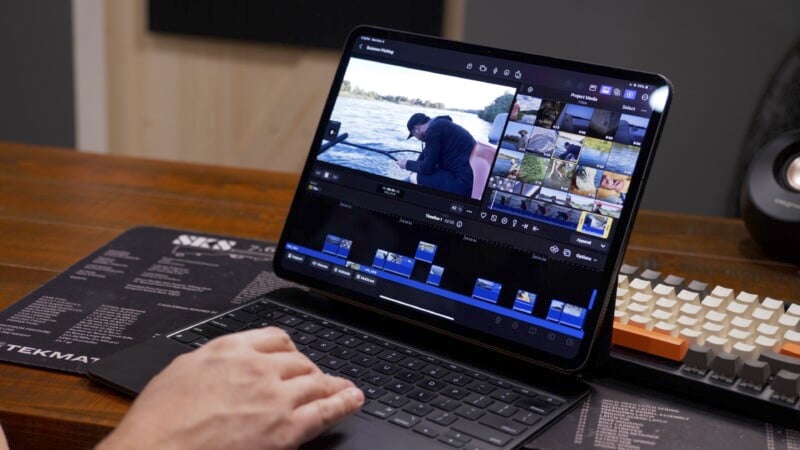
[169,298,580,450]
[608,264,800,428]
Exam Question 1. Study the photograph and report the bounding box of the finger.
[283,373,355,408]
[267,351,321,379]
[234,327,297,353]
[291,386,364,444]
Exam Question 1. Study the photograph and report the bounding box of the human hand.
[97,327,364,450]
[397,159,407,169]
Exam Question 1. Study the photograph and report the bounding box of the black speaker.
[741,129,800,261]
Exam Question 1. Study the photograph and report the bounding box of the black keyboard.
[608,264,800,429]
[169,298,574,449]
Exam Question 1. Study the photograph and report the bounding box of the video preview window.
[317,58,515,200]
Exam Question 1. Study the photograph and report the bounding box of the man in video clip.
[398,113,475,197]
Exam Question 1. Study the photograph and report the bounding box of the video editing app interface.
[282,34,658,359]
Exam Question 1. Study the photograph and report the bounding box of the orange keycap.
[612,321,689,361]
[780,342,800,359]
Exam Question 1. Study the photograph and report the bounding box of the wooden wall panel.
[105,0,464,173]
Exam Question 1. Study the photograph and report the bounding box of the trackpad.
[302,413,437,450]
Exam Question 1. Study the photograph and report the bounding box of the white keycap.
[679,303,703,318]
[710,285,734,302]
[629,314,653,330]
[701,295,725,311]
[779,314,800,331]
[652,309,674,323]
[652,284,676,299]
[704,310,728,325]
[731,342,760,361]
[787,304,800,317]
[727,328,753,345]
[655,297,678,314]
[677,290,700,304]
[754,335,778,353]
[629,278,652,294]
[756,323,780,339]
[725,301,749,316]
[630,292,654,306]
[752,307,776,324]
[736,291,760,305]
[617,274,629,289]
[702,321,726,337]
[730,316,754,332]
[679,328,705,346]
[705,335,731,354]
[614,310,629,324]
[676,315,700,330]
[616,287,630,301]
[761,297,785,311]
[627,302,650,315]
[783,329,800,344]
[654,321,679,337]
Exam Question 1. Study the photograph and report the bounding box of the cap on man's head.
[407,113,430,139]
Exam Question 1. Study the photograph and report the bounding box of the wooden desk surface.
[0,141,797,448]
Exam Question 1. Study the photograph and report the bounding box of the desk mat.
[0,226,795,448]
[0,226,298,374]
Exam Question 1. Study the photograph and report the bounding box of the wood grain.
[0,141,797,448]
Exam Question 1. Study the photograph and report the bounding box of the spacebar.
[451,418,512,447]
[612,322,689,361]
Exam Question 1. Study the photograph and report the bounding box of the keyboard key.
[389,411,421,429]
[380,393,409,408]
[490,390,520,403]
[444,373,473,386]
[463,393,494,408]
[759,350,800,374]
[455,405,485,420]
[709,352,742,383]
[487,402,518,417]
[403,401,434,417]
[430,410,458,426]
[467,381,496,395]
[242,302,267,314]
[682,345,715,375]
[408,389,437,403]
[452,419,513,447]
[781,341,800,358]
[374,363,400,375]
[772,370,800,403]
[351,355,378,368]
[386,381,414,394]
[378,350,406,362]
[479,413,526,436]
[396,370,422,383]
[401,358,427,370]
[172,331,200,344]
[362,372,391,386]
[431,396,460,412]
[418,378,447,391]
[298,321,323,334]
[422,365,450,378]
[209,317,247,332]
[311,339,336,352]
[291,332,316,345]
[413,424,440,439]
[329,347,356,360]
[437,435,467,448]
[300,348,325,362]
[341,364,368,378]
[442,386,470,400]
[337,336,363,348]
[318,357,346,371]
[739,360,771,391]
[257,310,284,320]
[362,401,396,419]
[316,328,343,341]
[361,384,386,399]
[356,343,382,355]
[612,321,689,361]
[512,410,541,426]
[190,337,209,348]
[276,315,303,327]
[514,397,554,416]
